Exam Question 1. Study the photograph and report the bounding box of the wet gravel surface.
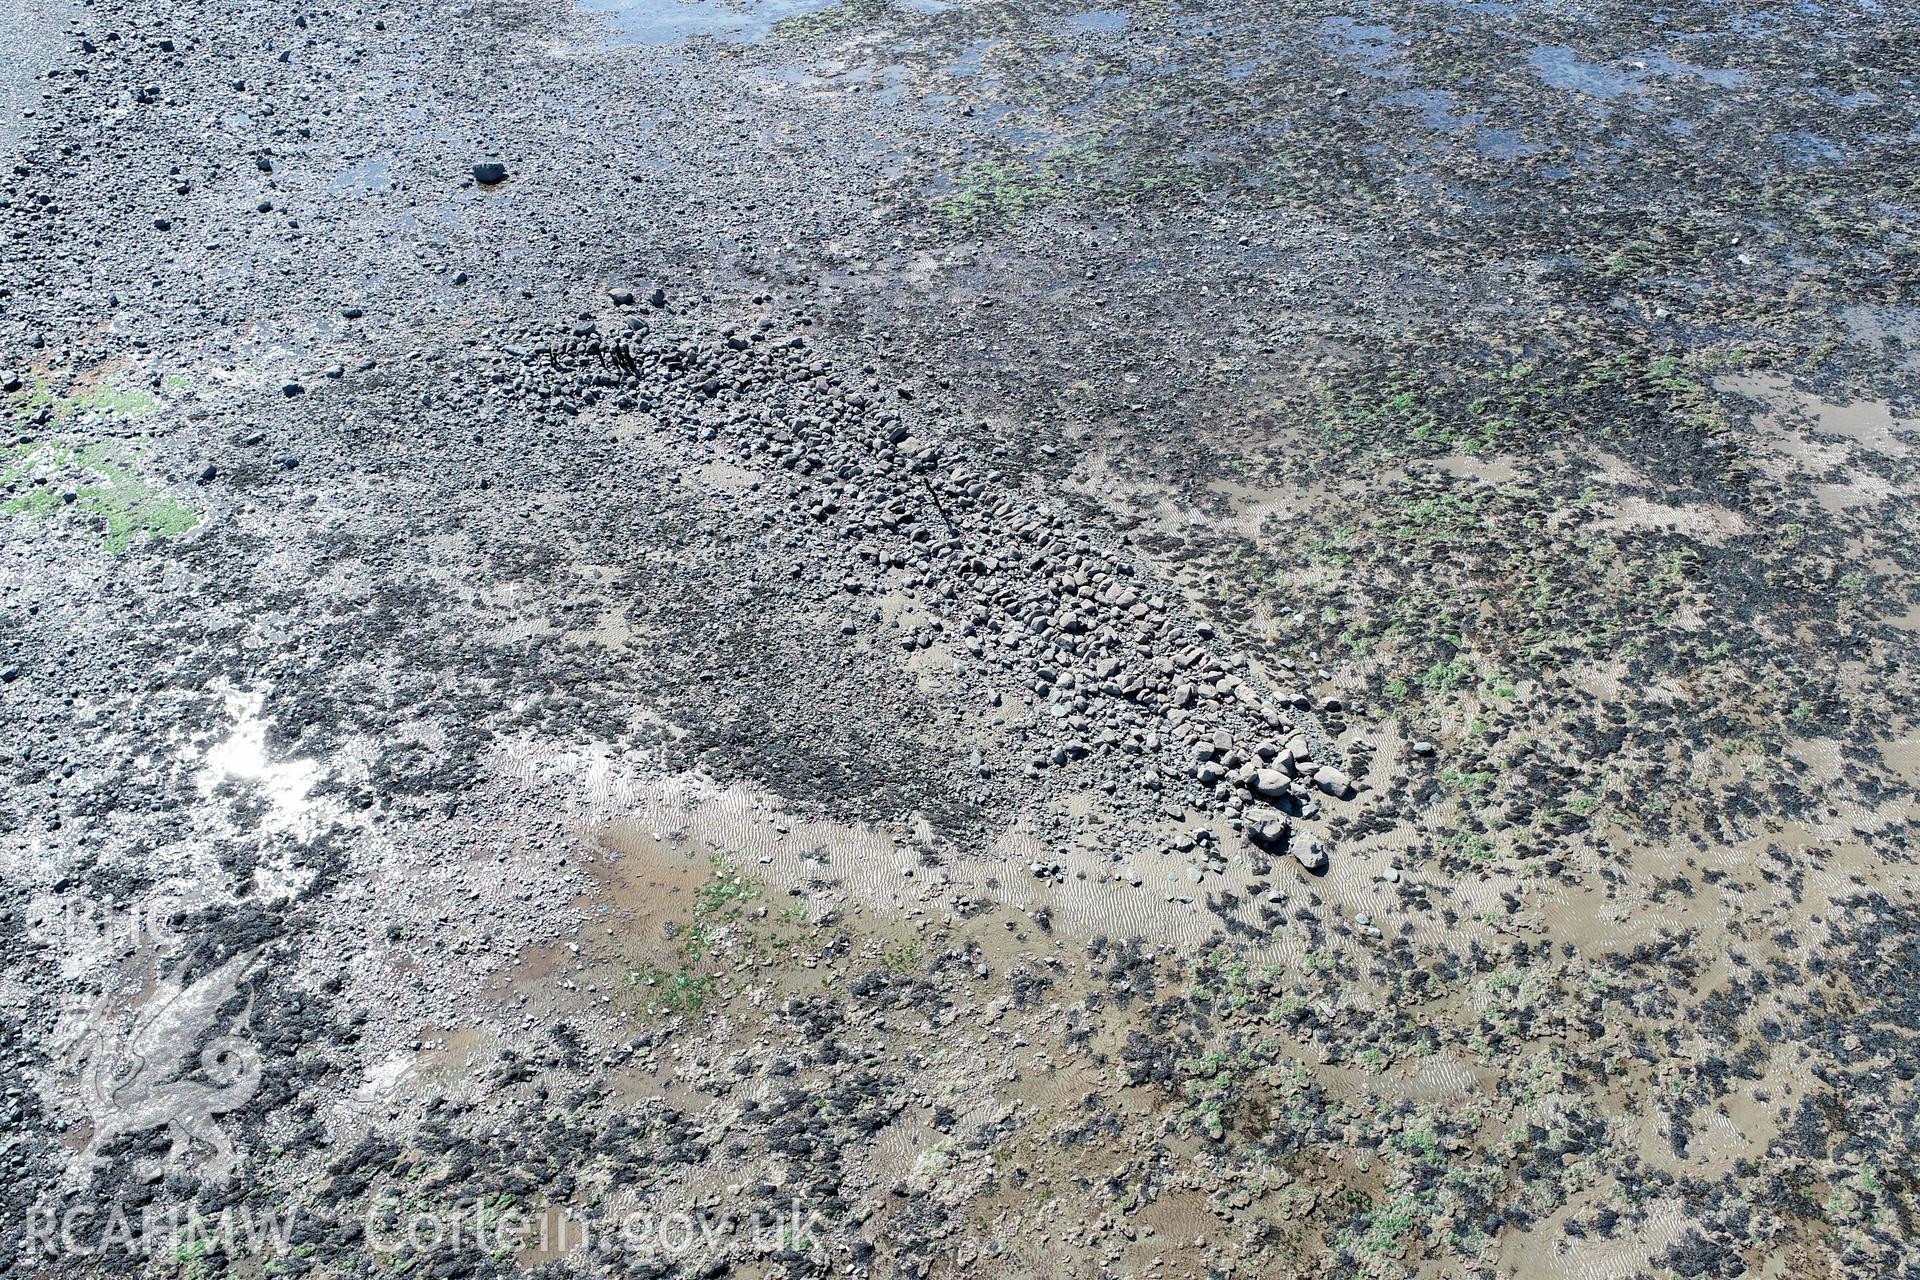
[3,0,1918,1277]
[0,0,77,155]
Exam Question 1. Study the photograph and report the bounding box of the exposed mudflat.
[2,1,1917,1278]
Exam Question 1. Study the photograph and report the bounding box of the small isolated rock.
[1312,765,1354,800]
[1246,812,1290,849]
[1248,767,1291,800]
[1292,834,1327,873]
[1412,740,1436,757]
[472,161,508,185]
[197,464,217,484]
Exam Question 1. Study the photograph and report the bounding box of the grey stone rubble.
[496,309,1360,871]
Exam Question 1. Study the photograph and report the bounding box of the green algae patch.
[933,158,1059,227]
[1,439,201,553]
[1308,346,1741,467]
[929,136,1192,230]
[8,373,162,423]
[770,0,897,42]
